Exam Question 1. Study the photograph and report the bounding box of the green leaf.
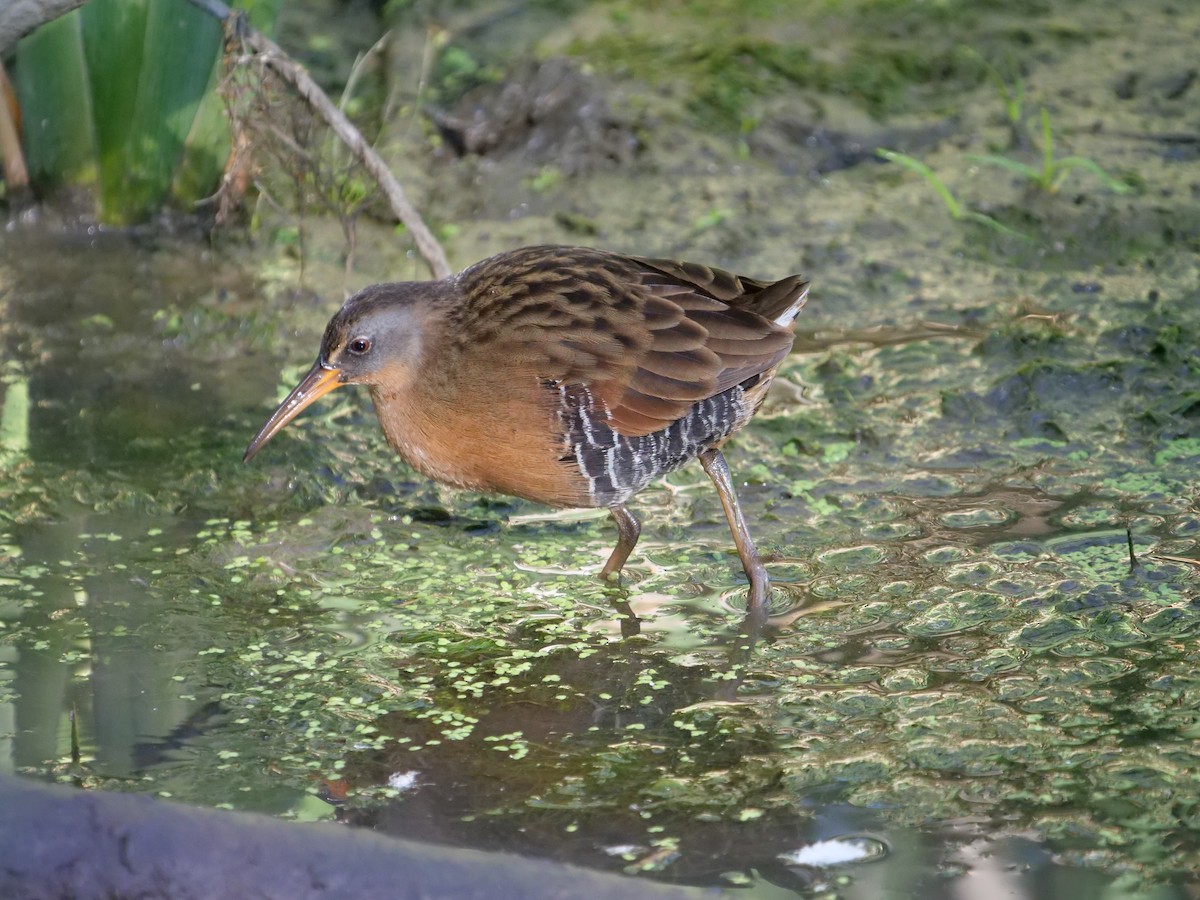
[81,0,150,216]
[170,52,230,210]
[119,0,223,222]
[15,14,97,195]
[16,0,283,223]
[966,153,1040,180]
[172,0,284,209]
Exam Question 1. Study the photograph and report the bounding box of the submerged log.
[0,775,711,900]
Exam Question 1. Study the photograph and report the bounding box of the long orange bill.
[243,361,343,462]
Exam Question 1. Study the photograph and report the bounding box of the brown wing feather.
[635,255,810,324]
[455,246,808,438]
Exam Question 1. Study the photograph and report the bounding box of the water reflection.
[0,230,273,788]
[5,509,203,777]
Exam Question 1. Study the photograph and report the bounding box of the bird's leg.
[600,503,641,581]
[699,448,769,609]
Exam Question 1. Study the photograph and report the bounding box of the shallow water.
[5,0,1200,894]
[1,222,1198,897]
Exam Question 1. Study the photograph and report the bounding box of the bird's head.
[243,282,437,462]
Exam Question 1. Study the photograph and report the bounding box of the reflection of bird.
[245,245,808,607]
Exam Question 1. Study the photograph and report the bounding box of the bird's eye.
[348,337,372,355]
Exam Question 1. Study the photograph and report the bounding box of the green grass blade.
[1040,107,1054,181]
[1052,156,1135,194]
[877,148,962,218]
[966,153,1040,180]
[960,210,1033,241]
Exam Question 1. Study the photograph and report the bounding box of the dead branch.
[197,0,449,279]
[0,0,90,54]
[226,20,449,278]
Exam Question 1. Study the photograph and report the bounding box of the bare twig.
[186,0,450,279]
[0,0,90,54]
[1149,553,1200,568]
[232,22,450,278]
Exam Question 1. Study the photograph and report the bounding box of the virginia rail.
[245,245,809,608]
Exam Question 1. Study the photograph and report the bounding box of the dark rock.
[430,58,640,174]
